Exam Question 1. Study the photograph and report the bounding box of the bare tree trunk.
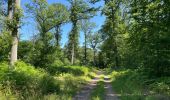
[10,0,20,66]
[84,32,87,64]
[93,49,96,66]
[10,36,18,66]
[8,0,13,19]
[8,0,13,65]
[55,25,60,47]
[71,43,74,65]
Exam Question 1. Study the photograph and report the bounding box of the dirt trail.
[73,71,119,100]
[72,71,102,100]
[104,75,119,100]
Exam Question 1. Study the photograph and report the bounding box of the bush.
[56,73,89,96]
[111,70,170,100]
[0,61,60,99]
[38,75,60,94]
[0,61,94,99]
[63,58,71,65]
[47,65,89,76]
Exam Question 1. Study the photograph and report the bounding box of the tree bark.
[10,0,20,66]
[70,21,78,65]
[8,0,13,19]
[55,26,60,47]
[71,43,74,65]
[84,31,87,64]
[93,49,96,66]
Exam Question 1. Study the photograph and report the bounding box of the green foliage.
[47,65,89,76]
[111,70,170,100]
[100,0,125,68]
[18,41,33,63]
[0,61,95,99]
[5,8,23,31]
[27,32,58,67]
[0,31,12,61]
[63,58,71,65]
[25,0,69,68]
[67,0,98,64]
[123,0,170,76]
[0,61,60,99]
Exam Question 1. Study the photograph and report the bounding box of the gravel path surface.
[73,71,119,100]
[72,71,102,100]
[104,75,119,100]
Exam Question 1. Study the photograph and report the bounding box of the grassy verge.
[90,81,105,100]
[0,61,96,100]
[111,70,170,100]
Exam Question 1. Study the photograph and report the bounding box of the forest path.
[104,75,119,100]
[73,71,119,100]
[72,71,102,100]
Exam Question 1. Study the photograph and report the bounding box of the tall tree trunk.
[8,0,13,19]
[71,43,74,64]
[55,26,60,47]
[8,0,13,64]
[111,5,119,68]
[70,21,78,65]
[84,32,87,64]
[93,49,96,66]
[10,0,20,66]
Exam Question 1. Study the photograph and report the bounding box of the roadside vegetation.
[111,70,170,100]
[0,61,96,99]
[0,0,170,99]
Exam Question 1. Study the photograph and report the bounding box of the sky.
[20,0,106,47]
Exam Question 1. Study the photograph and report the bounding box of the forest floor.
[73,70,119,100]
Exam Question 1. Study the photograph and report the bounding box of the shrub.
[47,65,89,76]
[0,61,60,99]
[63,58,71,66]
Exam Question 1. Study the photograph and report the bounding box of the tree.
[67,0,98,64]
[81,20,96,65]
[49,3,69,47]
[127,0,170,76]
[100,0,123,68]
[87,32,102,66]
[7,0,22,66]
[0,0,11,62]
[26,0,69,67]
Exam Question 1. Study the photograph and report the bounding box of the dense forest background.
[0,0,170,99]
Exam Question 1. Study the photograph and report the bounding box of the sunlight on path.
[104,75,119,100]
[73,71,120,100]
[73,71,102,100]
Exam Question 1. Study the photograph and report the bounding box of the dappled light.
[0,0,170,99]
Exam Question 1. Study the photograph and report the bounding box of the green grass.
[111,70,170,100]
[90,81,105,100]
[0,61,96,100]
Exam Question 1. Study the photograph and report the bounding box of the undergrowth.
[0,61,95,100]
[111,70,170,100]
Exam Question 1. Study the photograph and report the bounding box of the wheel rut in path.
[104,75,119,100]
[72,71,102,100]
[73,71,119,100]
